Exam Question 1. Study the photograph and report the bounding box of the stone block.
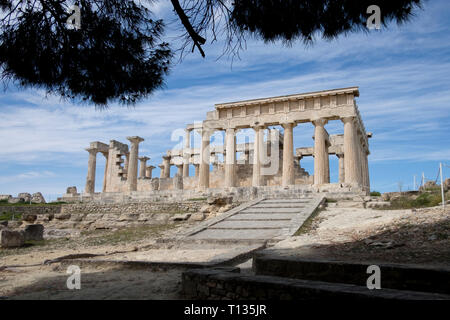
[18,193,32,202]
[190,212,205,222]
[8,197,23,204]
[23,224,44,241]
[0,195,12,201]
[1,229,24,248]
[31,192,46,204]
[22,213,37,223]
[66,186,78,194]
[54,213,71,220]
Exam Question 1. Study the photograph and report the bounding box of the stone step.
[241,207,303,214]
[189,228,281,240]
[182,269,450,300]
[228,213,301,220]
[253,255,450,295]
[262,199,312,203]
[252,203,306,208]
[210,220,291,229]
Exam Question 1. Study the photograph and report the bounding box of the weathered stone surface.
[54,213,71,220]
[0,195,12,201]
[18,193,32,202]
[190,212,206,222]
[7,220,22,228]
[22,213,37,223]
[31,192,46,204]
[66,186,78,194]
[0,221,8,227]
[1,229,24,248]
[207,196,233,206]
[8,197,23,204]
[171,213,191,222]
[117,213,139,221]
[22,224,44,241]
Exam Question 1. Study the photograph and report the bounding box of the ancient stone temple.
[60,87,371,202]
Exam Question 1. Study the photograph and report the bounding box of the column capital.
[251,124,266,131]
[85,147,98,155]
[139,156,150,162]
[158,164,164,169]
[341,116,356,124]
[126,136,144,144]
[280,121,297,129]
[312,118,328,127]
[147,165,156,169]
[162,155,171,161]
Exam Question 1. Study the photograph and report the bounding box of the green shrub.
[370,191,381,197]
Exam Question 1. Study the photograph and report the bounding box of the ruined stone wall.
[60,201,205,215]
[0,205,62,215]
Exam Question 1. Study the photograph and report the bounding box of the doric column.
[183,129,192,177]
[364,150,370,191]
[158,164,165,178]
[337,153,345,183]
[194,164,200,177]
[162,156,171,178]
[252,125,265,186]
[101,152,109,192]
[198,128,211,190]
[225,128,236,187]
[176,164,183,176]
[126,136,144,192]
[84,147,98,194]
[313,119,329,185]
[342,117,362,185]
[139,156,150,179]
[123,152,130,179]
[146,165,155,179]
[294,155,303,168]
[282,122,296,186]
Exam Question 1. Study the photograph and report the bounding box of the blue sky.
[1,0,450,201]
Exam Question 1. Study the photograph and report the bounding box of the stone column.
[126,136,144,192]
[194,164,200,177]
[364,150,370,191]
[139,156,150,179]
[162,156,171,178]
[225,128,236,187]
[176,164,183,176]
[158,164,165,178]
[294,155,303,168]
[313,119,329,185]
[101,152,109,192]
[84,147,98,194]
[146,165,155,179]
[183,129,192,177]
[342,117,362,185]
[282,122,296,186]
[252,125,265,186]
[198,128,211,190]
[337,153,345,183]
[123,152,130,179]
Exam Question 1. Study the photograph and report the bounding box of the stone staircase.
[182,196,324,243]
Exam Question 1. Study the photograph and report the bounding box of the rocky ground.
[272,204,450,267]
[1,201,449,299]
